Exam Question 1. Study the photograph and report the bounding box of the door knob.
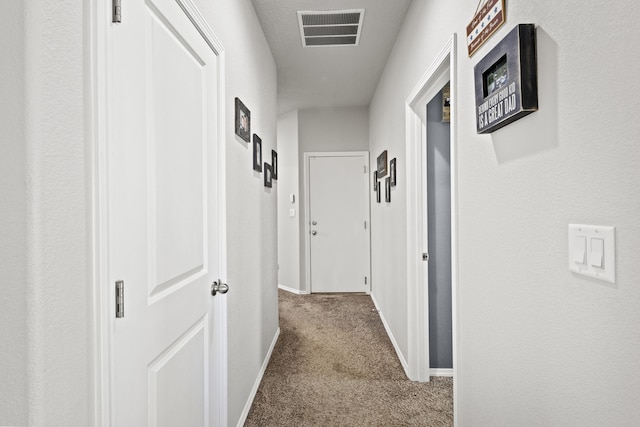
[311,230,317,235]
[312,221,317,225]
[211,280,229,296]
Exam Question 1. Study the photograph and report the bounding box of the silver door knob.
[211,280,229,296]
[311,230,317,235]
[312,221,317,225]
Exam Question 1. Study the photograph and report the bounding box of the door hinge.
[364,276,367,285]
[112,0,122,23]
[364,220,367,229]
[364,165,367,173]
[115,280,124,318]
[422,253,429,261]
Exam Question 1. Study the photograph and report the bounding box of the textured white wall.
[0,0,91,424]
[297,107,370,291]
[370,0,640,425]
[193,1,279,425]
[277,111,301,291]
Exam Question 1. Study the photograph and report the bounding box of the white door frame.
[303,151,371,294]
[404,33,459,419]
[89,1,228,424]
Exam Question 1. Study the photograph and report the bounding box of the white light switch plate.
[568,224,615,283]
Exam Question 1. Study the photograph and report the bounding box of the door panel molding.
[303,151,371,294]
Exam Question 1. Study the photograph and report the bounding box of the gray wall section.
[426,88,453,369]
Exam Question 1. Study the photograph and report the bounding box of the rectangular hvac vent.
[298,9,365,47]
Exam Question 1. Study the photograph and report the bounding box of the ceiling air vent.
[298,9,365,47]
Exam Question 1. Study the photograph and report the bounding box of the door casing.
[303,151,371,295]
[89,0,228,424]
[404,34,458,422]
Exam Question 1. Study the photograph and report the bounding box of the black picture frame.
[390,158,397,187]
[376,184,381,203]
[271,150,278,180]
[385,177,391,203]
[377,150,388,177]
[253,134,262,172]
[373,170,378,191]
[264,162,273,188]
[474,24,538,133]
[235,98,251,142]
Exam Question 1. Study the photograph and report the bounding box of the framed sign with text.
[474,23,538,134]
[466,0,506,57]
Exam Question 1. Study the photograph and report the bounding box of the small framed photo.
[385,177,391,203]
[373,170,378,191]
[235,98,250,142]
[377,150,388,177]
[376,184,381,203]
[390,158,396,186]
[253,134,262,172]
[271,150,278,180]
[264,162,273,188]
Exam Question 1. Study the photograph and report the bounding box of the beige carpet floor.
[244,290,453,426]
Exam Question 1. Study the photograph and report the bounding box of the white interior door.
[308,153,370,293]
[109,0,223,424]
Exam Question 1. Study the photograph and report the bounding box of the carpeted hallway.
[244,290,453,426]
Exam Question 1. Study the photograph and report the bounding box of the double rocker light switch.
[568,224,615,283]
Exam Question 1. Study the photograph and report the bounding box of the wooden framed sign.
[466,0,506,57]
[474,23,538,134]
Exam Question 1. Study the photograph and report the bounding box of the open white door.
[107,0,226,424]
[305,152,371,293]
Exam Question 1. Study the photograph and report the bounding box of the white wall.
[296,107,370,291]
[370,0,640,425]
[193,1,279,425]
[1,0,28,423]
[0,0,91,424]
[277,111,301,291]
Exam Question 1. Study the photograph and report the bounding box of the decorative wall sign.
[253,134,262,172]
[235,98,250,142]
[466,0,506,57]
[264,162,273,188]
[377,150,388,177]
[271,150,278,180]
[474,24,538,134]
[390,158,397,186]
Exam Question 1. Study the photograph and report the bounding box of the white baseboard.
[236,327,281,427]
[430,368,453,377]
[278,284,309,295]
[370,293,410,377]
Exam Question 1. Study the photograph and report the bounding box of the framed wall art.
[385,177,391,203]
[390,158,397,186]
[377,150,388,177]
[235,97,251,142]
[271,150,278,180]
[253,134,262,172]
[264,162,273,188]
[373,170,378,191]
[474,23,538,134]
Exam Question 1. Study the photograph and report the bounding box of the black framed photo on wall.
[235,97,251,142]
[271,150,278,180]
[253,134,262,172]
[377,150,388,177]
[474,23,538,134]
[390,158,397,186]
[373,170,378,191]
[264,162,273,188]
[385,177,391,203]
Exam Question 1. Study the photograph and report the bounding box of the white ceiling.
[251,0,413,115]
